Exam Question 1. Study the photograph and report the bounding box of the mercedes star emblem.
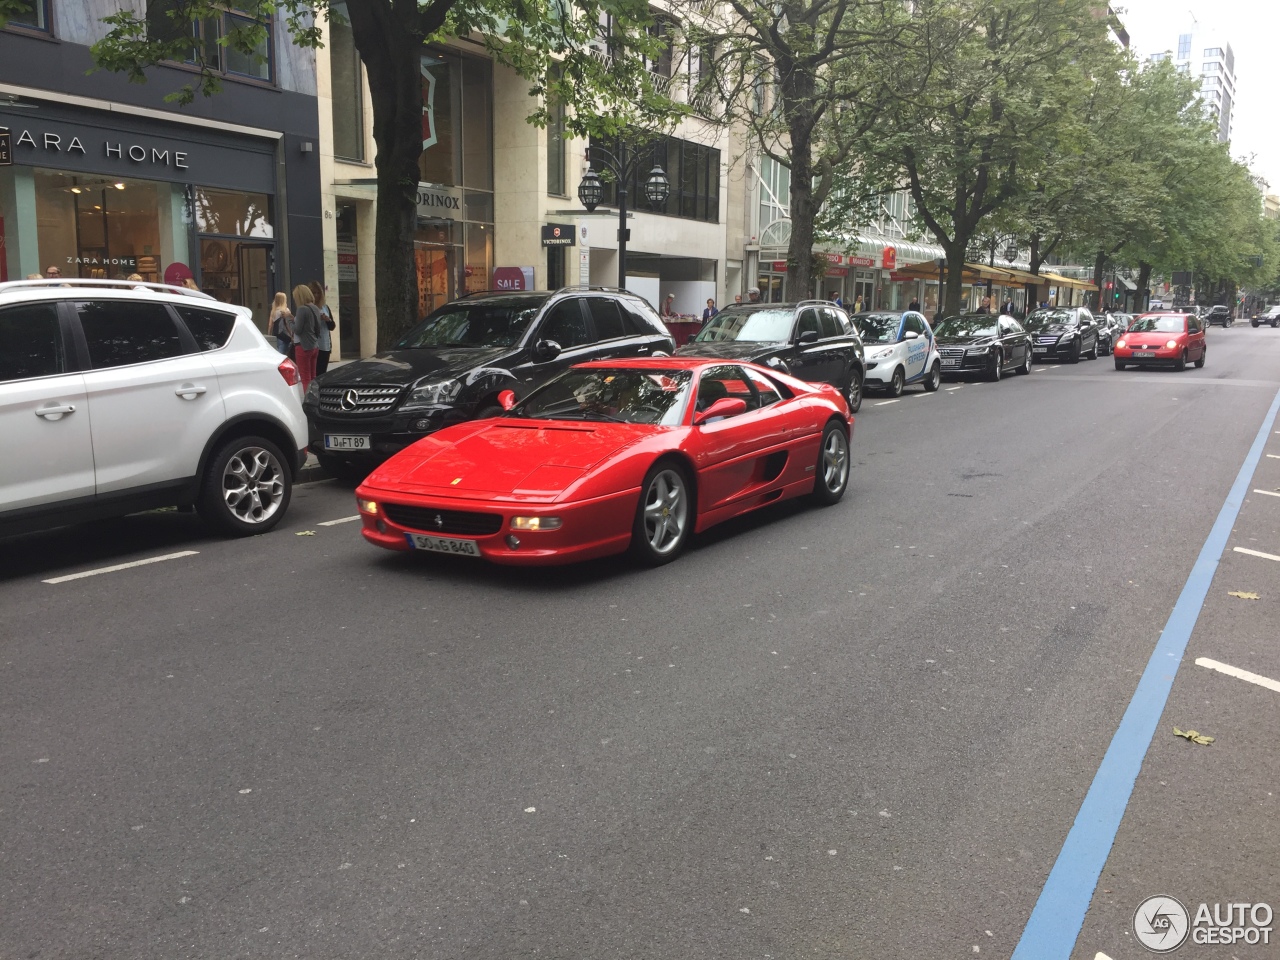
[340,389,359,411]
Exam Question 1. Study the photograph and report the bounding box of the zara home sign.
[8,129,189,169]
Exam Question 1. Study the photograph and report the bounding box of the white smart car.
[851,310,943,396]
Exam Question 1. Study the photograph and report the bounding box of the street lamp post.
[577,138,670,289]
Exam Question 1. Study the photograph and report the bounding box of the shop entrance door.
[413,241,456,319]
[237,243,274,333]
[854,277,875,311]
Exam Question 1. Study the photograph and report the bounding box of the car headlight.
[1115,339,1127,349]
[1058,333,1076,342]
[867,347,894,360]
[511,516,562,531]
[1165,339,1179,349]
[406,378,462,407]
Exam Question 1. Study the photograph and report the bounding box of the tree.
[672,0,908,299]
[87,0,677,348]
[846,0,1112,316]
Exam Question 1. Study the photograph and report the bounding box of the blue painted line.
[1011,385,1280,960]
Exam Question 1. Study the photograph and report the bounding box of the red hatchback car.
[1113,312,1207,371]
[354,358,853,566]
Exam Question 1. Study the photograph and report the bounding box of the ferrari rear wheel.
[630,461,692,566]
[810,421,850,506]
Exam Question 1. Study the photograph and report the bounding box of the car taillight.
[278,358,300,386]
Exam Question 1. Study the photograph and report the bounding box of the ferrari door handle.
[175,383,207,400]
[35,402,76,419]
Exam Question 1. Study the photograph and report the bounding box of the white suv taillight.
[278,358,300,386]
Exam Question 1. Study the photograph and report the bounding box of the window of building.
[1177,34,1191,59]
[546,67,567,196]
[1204,46,1223,58]
[191,187,273,237]
[588,133,720,224]
[147,0,274,84]
[329,2,364,161]
[2,0,50,32]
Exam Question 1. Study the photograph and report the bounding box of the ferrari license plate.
[406,533,481,556]
[325,434,371,450]
[941,358,960,366]
[1134,351,1155,358]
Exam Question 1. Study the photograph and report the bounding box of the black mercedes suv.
[1023,306,1099,362]
[673,300,865,412]
[304,288,675,479]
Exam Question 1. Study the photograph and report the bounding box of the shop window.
[192,187,273,237]
[0,304,65,382]
[147,0,274,84]
[76,301,189,368]
[2,0,50,32]
[588,133,720,224]
[34,172,164,281]
[329,3,364,161]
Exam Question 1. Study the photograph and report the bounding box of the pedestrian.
[308,280,336,375]
[269,292,293,355]
[747,287,761,303]
[26,273,43,280]
[828,291,843,307]
[908,297,921,313]
[291,284,322,389]
[662,293,677,318]
[853,295,864,313]
[734,294,743,304]
[702,298,718,322]
[44,265,62,279]
[978,295,992,314]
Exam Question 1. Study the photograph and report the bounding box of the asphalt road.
[3,326,1279,960]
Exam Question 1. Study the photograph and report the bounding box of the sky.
[1115,0,1280,191]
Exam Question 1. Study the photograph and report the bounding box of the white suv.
[0,279,307,538]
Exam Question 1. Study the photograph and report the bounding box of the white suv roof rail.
[0,278,218,301]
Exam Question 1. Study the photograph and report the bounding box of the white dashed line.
[1195,657,1280,695]
[43,550,200,584]
[318,515,361,526]
[1233,546,1280,563]
[946,386,964,392]
[875,399,901,406]
[1254,489,1280,498]
[1268,454,1280,460]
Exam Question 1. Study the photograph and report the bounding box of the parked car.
[354,358,852,566]
[850,310,942,396]
[1023,306,1099,362]
[1206,305,1233,327]
[675,300,865,412]
[304,288,675,480]
[1113,312,1206,371]
[933,313,1034,380]
[1252,306,1280,328]
[0,278,307,539]
[1095,312,1133,355]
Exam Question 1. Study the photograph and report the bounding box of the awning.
[888,261,988,284]
[1041,271,1099,292]
[994,266,1048,284]
[1118,276,1137,291]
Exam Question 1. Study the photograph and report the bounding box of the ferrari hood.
[365,419,652,499]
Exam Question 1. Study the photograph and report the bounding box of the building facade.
[315,12,731,359]
[1149,21,1235,144]
[0,1,323,329]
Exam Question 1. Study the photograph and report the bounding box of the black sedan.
[933,313,1033,380]
[1095,312,1132,355]
[675,301,865,412]
[1023,306,1099,362]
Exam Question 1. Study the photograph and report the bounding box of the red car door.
[1187,316,1206,359]
[690,365,793,515]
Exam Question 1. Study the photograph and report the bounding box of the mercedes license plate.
[406,533,481,556]
[1134,351,1155,358]
[1033,346,1048,354]
[324,434,371,450]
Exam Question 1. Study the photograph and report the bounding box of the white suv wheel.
[198,436,292,535]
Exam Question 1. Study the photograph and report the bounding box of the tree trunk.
[781,69,816,301]
[1137,261,1153,311]
[942,242,967,317]
[1092,249,1107,311]
[345,2,436,351]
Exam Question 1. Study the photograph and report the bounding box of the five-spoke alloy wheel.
[810,421,851,506]
[631,462,692,565]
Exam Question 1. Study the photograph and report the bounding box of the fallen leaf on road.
[296,530,317,536]
[1228,591,1260,600]
[1173,727,1215,745]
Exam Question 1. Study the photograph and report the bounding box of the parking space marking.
[1268,454,1280,460]
[318,515,361,526]
[1196,657,1280,695]
[874,399,901,406]
[1233,546,1280,562]
[43,550,200,585]
[1011,384,1280,960]
[946,385,964,392]
[1253,489,1280,498]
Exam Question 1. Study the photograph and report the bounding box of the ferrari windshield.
[854,314,901,343]
[934,315,997,338]
[517,369,694,426]
[695,309,795,343]
[1130,315,1187,333]
[1024,309,1076,331]
[395,296,546,349]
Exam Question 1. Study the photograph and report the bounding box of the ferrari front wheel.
[809,421,850,506]
[630,461,692,566]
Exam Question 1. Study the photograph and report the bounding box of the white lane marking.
[1253,489,1280,498]
[1268,454,1280,459]
[1234,546,1280,562]
[1195,657,1280,695]
[43,550,200,584]
[875,399,901,406]
[318,515,361,526]
[946,386,964,392]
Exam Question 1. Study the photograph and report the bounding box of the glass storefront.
[32,170,168,280]
[191,185,275,328]
[336,204,361,356]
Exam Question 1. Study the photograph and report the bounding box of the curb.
[297,455,329,485]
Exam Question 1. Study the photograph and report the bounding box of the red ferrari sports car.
[1113,312,1206,371]
[354,358,853,566]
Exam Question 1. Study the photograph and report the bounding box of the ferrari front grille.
[382,504,503,536]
